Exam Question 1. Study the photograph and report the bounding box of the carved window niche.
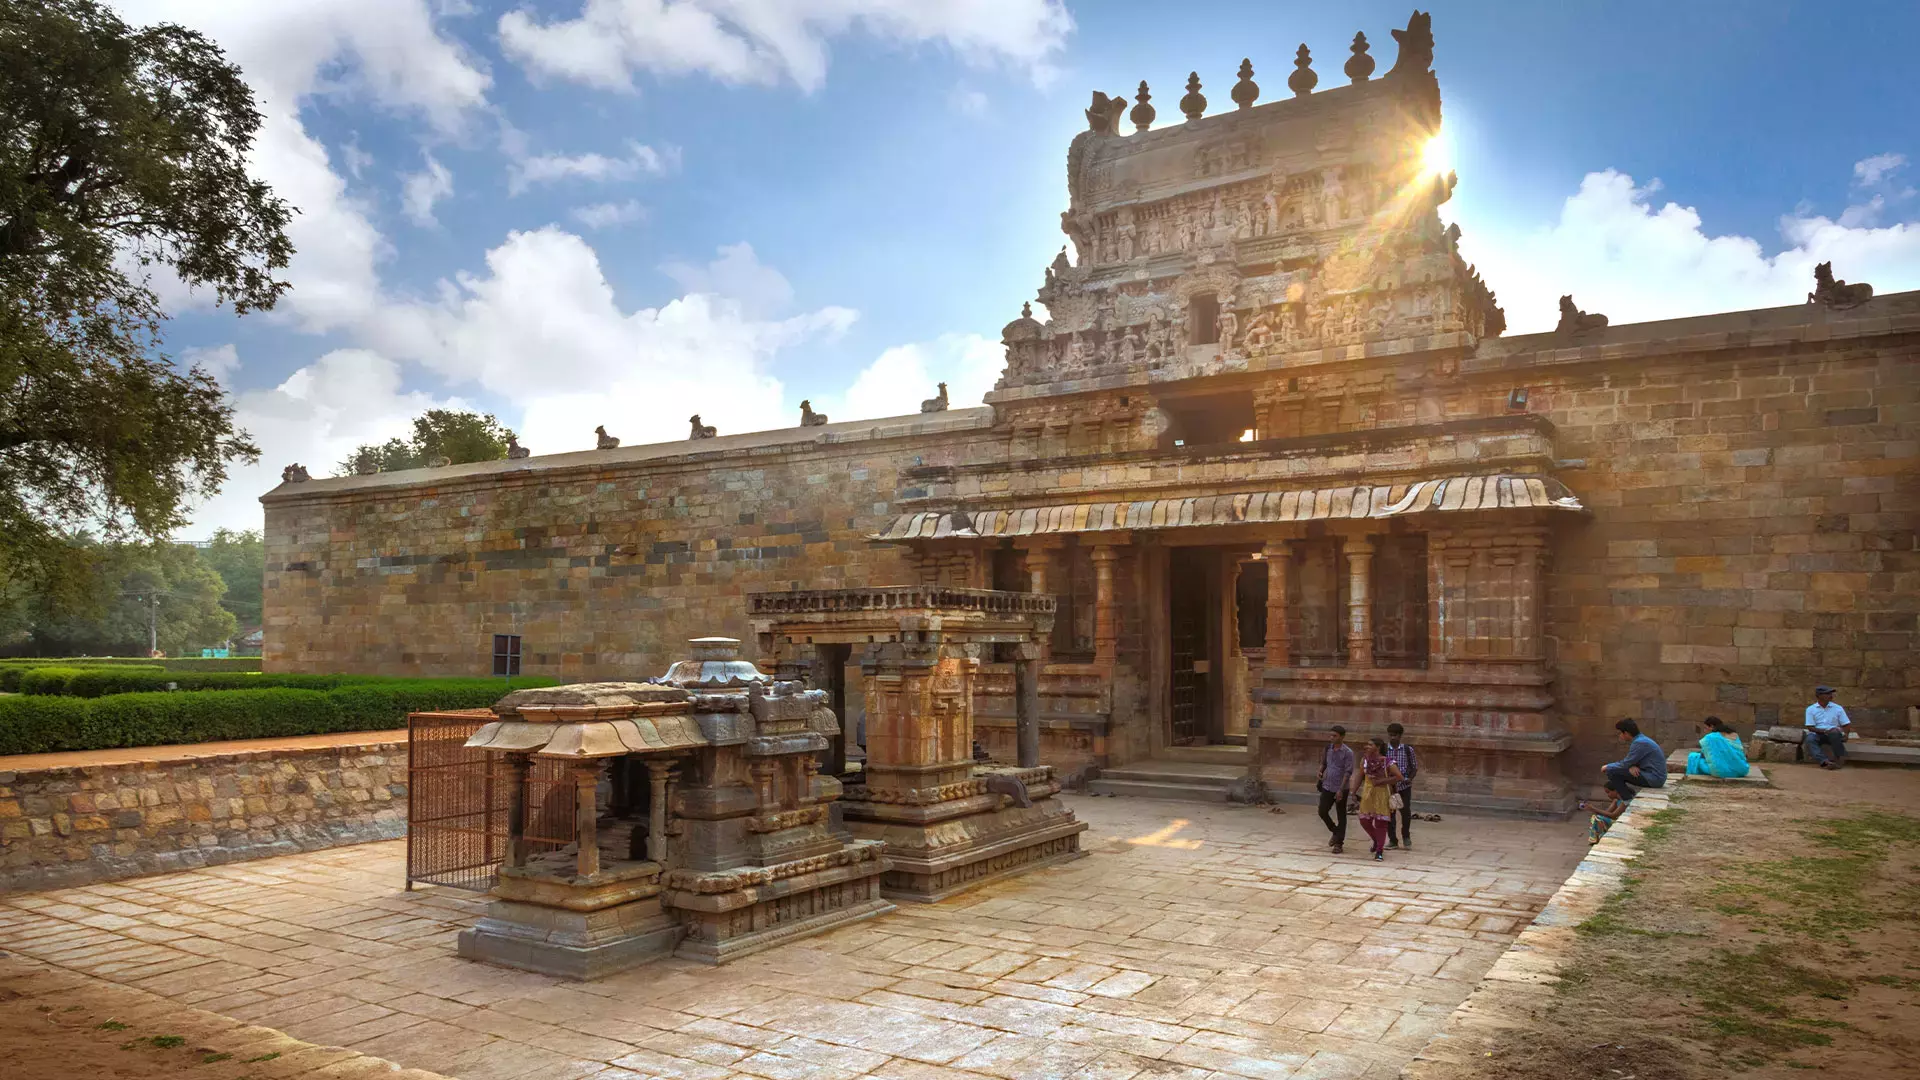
[1370,534,1430,669]
[1188,292,1220,346]
[1286,538,1348,667]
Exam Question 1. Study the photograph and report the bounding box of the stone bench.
[1664,749,1769,784]
[1746,727,1920,767]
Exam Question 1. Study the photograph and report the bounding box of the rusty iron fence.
[405,710,578,892]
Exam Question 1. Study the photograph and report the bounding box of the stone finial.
[1556,295,1608,334]
[1179,72,1206,121]
[1130,80,1155,132]
[1808,261,1874,309]
[800,399,828,427]
[595,425,620,450]
[1288,44,1317,97]
[281,463,310,483]
[1231,59,1259,110]
[689,414,716,439]
[505,434,530,459]
[1345,32,1375,82]
[1388,10,1434,78]
[920,382,949,413]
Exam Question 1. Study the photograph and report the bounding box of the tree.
[337,410,515,475]
[21,539,236,656]
[199,527,261,628]
[1,0,291,592]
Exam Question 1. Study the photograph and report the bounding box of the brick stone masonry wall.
[0,737,407,894]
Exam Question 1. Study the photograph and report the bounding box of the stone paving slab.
[0,795,1586,1080]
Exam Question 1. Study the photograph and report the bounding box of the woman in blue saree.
[1686,716,1749,778]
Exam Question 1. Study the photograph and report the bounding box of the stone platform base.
[457,899,683,980]
[666,846,895,964]
[850,801,1088,903]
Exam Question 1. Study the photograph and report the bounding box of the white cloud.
[660,241,795,316]
[1459,166,1920,335]
[835,333,1003,422]
[401,153,455,226]
[188,349,470,532]
[366,232,856,455]
[571,200,648,229]
[180,344,241,384]
[340,137,374,179]
[497,0,1073,93]
[950,85,989,117]
[508,141,678,194]
[112,2,492,332]
[1854,153,1907,188]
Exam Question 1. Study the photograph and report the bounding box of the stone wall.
[0,739,407,894]
[264,412,998,680]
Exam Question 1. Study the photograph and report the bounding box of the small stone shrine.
[751,587,1088,902]
[455,638,890,979]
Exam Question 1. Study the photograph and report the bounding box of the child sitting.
[1579,795,1628,846]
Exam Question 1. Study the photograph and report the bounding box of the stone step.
[1099,764,1242,786]
[1084,778,1232,802]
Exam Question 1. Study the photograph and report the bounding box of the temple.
[262,12,1919,818]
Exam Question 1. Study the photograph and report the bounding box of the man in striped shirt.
[1384,722,1420,850]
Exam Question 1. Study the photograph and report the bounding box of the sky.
[111,0,1920,537]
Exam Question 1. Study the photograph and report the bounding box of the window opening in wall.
[491,634,522,676]
[1052,545,1097,662]
[1188,292,1219,346]
[1159,392,1257,449]
[1236,558,1268,654]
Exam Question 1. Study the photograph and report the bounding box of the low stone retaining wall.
[1399,777,1682,1076]
[0,734,407,894]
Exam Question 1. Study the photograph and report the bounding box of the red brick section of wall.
[0,733,408,895]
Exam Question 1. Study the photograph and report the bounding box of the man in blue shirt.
[1383,722,1420,850]
[1316,725,1356,854]
[1802,685,1851,770]
[1602,718,1666,802]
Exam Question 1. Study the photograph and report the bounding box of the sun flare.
[1420,132,1453,177]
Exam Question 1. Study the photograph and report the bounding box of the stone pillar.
[1090,544,1120,667]
[503,752,531,869]
[1345,536,1375,668]
[859,641,976,794]
[1017,539,1061,660]
[572,763,602,878]
[644,759,674,866]
[1508,530,1548,662]
[1263,540,1290,665]
[1013,643,1043,769]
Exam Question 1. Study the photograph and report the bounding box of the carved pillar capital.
[1345,535,1375,668]
[570,761,604,879]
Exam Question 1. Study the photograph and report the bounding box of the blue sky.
[116,1,1920,534]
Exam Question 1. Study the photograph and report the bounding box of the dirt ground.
[0,955,442,1080]
[1441,762,1920,1080]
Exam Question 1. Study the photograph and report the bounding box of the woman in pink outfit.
[1351,739,1407,861]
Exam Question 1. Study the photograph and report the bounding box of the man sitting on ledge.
[1602,718,1666,801]
[1802,685,1851,770]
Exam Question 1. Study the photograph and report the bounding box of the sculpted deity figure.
[1116,327,1141,365]
[1217,303,1240,351]
[1261,190,1280,236]
[1117,221,1136,261]
[1243,310,1275,350]
[1321,167,1346,223]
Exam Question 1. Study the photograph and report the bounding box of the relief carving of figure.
[1243,310,1275,350]
[1116,327,1140,366]
[1261,190,1280,236]
[1117,221,1136,261]
[1217,303,1240,351]
[1321,168,1346,223]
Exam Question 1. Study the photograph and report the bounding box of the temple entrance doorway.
[1167,547,1225,746]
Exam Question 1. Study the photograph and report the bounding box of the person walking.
[1316,726,1355,854]
[1601,718,1666,801]
[1353,738,1407,862]
[1383,722,1420,850]
[1802,685,1851,770]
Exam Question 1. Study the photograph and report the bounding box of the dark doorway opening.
[1168,548,1223,745]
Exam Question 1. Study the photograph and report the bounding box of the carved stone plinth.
[750,587,1087,903]
[456,856,682,980]
[664,842,892,963]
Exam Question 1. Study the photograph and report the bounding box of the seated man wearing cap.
[1802,686,1851,770]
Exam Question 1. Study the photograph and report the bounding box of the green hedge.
[0,656,262,673]
[11,667,557,699]
[0,678,556,755]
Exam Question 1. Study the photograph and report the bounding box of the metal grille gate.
[406,710,579,892]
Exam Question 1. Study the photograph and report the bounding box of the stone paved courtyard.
[0,796,1585,1080]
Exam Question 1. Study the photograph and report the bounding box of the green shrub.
[0,656,262,673]
[18,669,558,698]
[0,696,92,754]
[0,677,558,755]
